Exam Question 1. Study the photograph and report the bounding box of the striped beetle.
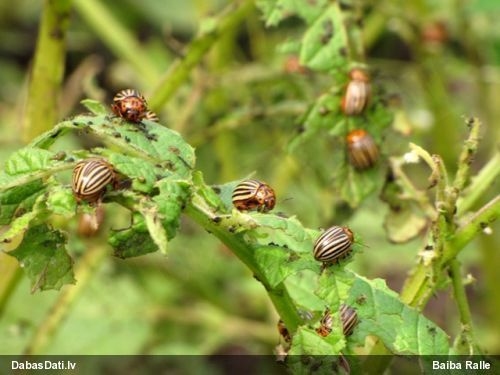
[339,304,358,336]
[347,129,379,170]
[341,68,371,116]
[315,308,333,337]
[313,225,354,264]
[111,89,148,123]
[232,179,276,213]
[315,304,358,337]
[72,158,115,205]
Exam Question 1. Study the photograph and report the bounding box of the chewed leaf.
[153,179,191,240]
[299,3,350,71]
[137,198,169,255]
[254,246,317,288]
[0,180,46,225]
[256,0,328,27]
[108,213,159,258]
[288,326,345,356]
[243,212,317,253]
[105,151,160,193]
[8,224,75,292]
[347,274,450,354]
[0,193,46,243]
[69,114,195,178]
[46,185,77,217]
[288,91,343,152]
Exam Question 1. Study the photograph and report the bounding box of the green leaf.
[288,91,343,152]
[244,213,317,253]
[46,185,77,218]
[192,171,226,211]
[0,210,38,243]
[0,193,47,243]
[108,213,159,259]
[286,270,326,311]
[137,198,169,255]
[299,4,350,71]
[80,99,108,115]
[152,179,191,240]
[8,224,75,292]
[347,274,450,354]
[4,148,55,175]
[254,245,318,288]
[315,267,355,309]
[288,327,343,355]
[70,114,196,178]
[105,151,160,193]
[335,165,380,208]
[256,0,329,27]
[0,180,46,225]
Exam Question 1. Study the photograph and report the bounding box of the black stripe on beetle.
[72,159,115,205]
[341,69,371,116]
[313,225,354,264]
[339,304,358,336]
[232,179,276,213]
[347,129,379,170]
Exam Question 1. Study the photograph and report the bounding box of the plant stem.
[148,0,255,111]
[448,259,481,354]
[401,194,500,309]
[453,118,481,192]
[457,152,500,215]
[443,194,500,264]
[23,243,108,354]
[73,0,159,85]
[22,0,73,143]
[185,193,302,332]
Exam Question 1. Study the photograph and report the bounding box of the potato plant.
[0,0,499,372]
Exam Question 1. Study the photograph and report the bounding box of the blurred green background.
[0,0,499,357]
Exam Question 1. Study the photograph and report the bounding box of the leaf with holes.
[299,4,350,71]
[8,224,75,292]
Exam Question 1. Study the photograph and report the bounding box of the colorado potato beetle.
[232,179,276,212]
[339,304,358,336]
[346,129,379,170]
[72,158,115,205]
[315,308,333,337]
[341,68,371,116]
[111,89,148,123]
[313,225,354,264]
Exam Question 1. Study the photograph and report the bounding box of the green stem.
[148,0,255,110]
[185,193,302,332]
[449,259,480,354]
[22,0,73,143]
[23,243,108,354]
[443,194,500,264]
[73,0,159,85]
[401,194,500,309]
[452,118,481,192]
[457,152,500,215]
